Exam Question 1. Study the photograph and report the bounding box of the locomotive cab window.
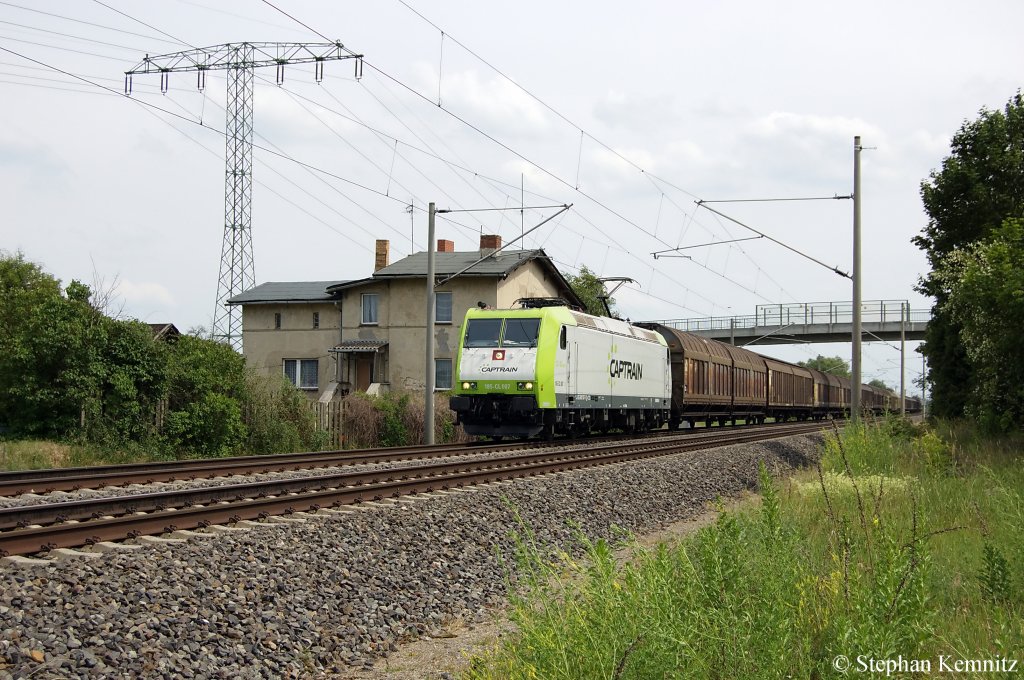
[503,318,540,347]
[465,318,502,347]
[559,326,567,350]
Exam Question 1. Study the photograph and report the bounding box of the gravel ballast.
[0,434,823,678]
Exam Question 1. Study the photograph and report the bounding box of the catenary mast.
[126,43,362,350]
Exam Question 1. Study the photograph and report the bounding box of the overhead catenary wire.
[9,3,857,340]
[258,1,817,309]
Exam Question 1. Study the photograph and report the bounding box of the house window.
[284,359,319,389]
[435,292,453,323]
[274,312,281,329]
[435,358,452,390]
[312,312,320,329]
[361,293,379,325]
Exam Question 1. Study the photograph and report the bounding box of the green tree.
[565,265,616,317]
[914,92,1024,418]
[867,378,890,391]
[797,355,851,378]
[93,318,167,443]
[0,253,107,435]
[937,218,1024,430]
[162,334,248,455]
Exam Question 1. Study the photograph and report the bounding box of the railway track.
[0,421,816,497]
[0,421,833,558]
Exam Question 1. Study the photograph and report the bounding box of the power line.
[258,2,813,309]
[0,0,183,46]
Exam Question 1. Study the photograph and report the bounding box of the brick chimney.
[480,234,502,255]
[374,239,390,271]
[437,239,455,253]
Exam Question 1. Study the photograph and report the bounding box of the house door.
[356,357,373,391]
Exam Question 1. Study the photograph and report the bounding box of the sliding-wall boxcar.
[638,323,769,427]
[764,358,815,420]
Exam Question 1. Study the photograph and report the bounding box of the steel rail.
[0,422,829,557]
[0,421,797,496]
[0,441,524,495]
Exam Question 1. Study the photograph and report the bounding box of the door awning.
[329,340,388,354]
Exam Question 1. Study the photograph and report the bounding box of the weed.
[979,542,1011,604]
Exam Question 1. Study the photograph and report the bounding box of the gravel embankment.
[0,434,822,679]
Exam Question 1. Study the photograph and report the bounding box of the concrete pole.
[900,301,906,416]
[922,352,927,418]
[424,202,436,444]
[851,136,863,422]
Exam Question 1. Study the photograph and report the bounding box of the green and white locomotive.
[448,300,671,439]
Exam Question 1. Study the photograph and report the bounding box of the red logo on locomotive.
[492,350,505,361]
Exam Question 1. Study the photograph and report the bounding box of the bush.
[162,392,246,457]
[340,391,466,448]
[242,373,328,454]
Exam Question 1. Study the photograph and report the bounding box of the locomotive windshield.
[465,318,502,347]
[464,317,541,348]
[502,318,540,347]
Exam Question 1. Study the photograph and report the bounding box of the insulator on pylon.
[160,71,169,94]
[124,74,132,95]
[276,63,285,85]
[315,59,324,84]
[355,57,363,81]
[197,69,206,92]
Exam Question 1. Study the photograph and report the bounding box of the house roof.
[227,281,349,305]
[226,250,583,309]
[377,249,543,278]
[148,323,180,341]
[324,249,584,308]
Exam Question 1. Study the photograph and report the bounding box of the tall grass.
[0,439,150,471]
[466,418,1024,678]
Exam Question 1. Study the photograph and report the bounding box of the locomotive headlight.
[462,381,471,390]
[517,381,534,390]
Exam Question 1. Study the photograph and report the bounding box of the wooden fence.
[311,400,345,449]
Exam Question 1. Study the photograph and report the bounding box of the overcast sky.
[2,0,1022,392]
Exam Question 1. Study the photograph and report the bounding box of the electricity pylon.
[126,43,363,350]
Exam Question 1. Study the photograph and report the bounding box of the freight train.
[448,299,920,439]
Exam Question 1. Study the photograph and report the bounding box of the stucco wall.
[241,302,341,397]
[496,263,567,308]
[338,276,498,392]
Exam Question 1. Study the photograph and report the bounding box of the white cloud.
[116,280,175,307]
[747,111,883,148]
[414,64,550,136]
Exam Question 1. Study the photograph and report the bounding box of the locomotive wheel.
[541,422,555,441]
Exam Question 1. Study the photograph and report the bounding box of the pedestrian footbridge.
[646,300,928,346]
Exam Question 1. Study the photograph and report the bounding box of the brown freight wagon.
[764,358,814,421]
[639,324,768,427]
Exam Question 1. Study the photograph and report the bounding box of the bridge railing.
[652,300,930,333]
